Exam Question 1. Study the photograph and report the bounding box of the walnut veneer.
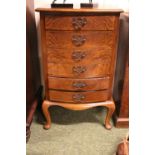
[36,8,123,130]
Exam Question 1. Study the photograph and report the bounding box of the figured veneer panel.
[45,15,116,30]
[36,7,123,130]
[49,90,110,103]
[48,77,110,91]
[47,48,112,63]
[46,31,114,49]
[47,60,111,78]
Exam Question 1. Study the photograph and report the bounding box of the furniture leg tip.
[105,124,112,130]
[43,124,51,130]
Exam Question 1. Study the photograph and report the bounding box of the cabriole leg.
[104,100,115,130]
[42,100,52,129]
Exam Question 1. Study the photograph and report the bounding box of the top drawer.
[45,15,116,31]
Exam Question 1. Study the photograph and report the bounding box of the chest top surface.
[35,7,123,14]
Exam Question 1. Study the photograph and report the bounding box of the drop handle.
[72,51,86,61]
[72,93,85,102]
[72,35,86,46]
[72,17,87,30]
[72,81,87,89]
[72,66,87,75]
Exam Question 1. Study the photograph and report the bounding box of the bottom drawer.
[48,90,110,103]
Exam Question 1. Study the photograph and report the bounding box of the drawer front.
[47,48,112,63]
[48,77,110,91]
[47,62,111,78]
[46,31,114,49]
[45,15,116,31]
[49,90,110,103]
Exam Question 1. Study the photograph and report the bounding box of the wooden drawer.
[46,31,114,49]
[49,90,110,103]
[45,15,116,31]
[47,48,112,63]
[47,61,111,78]
[48,77,110,91]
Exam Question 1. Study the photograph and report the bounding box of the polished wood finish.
[48,90,110,103]
[36,8,123,13]
[47,62,111,78]
[45,15,116,30]
[113,13,129,128]
[26,0,42,142]
[46,31,114,49]
[48,77,110,91]
[36,8,123,130]
[47,48,112,63]
[42,99,115,130]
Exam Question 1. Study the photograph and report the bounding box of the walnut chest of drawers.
[36,8,123,130]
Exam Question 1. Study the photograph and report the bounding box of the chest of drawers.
[36,8,123,130]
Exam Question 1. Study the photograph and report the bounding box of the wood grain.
[36,8,123,130]
[42,99,115,130]
[47,61,111,78]
[47,48,112,63]
[48,77,110,91]
[45,15,116,30]
[46,31,114,49]
[35,8,123,14]
[48,90,110,103]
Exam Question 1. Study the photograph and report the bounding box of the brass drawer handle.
[72,93,85,102]
[72,81,87,89]
[72,66,87,75]
[72,51,86,61]
[72,17,87,30]
[72,35,86,46]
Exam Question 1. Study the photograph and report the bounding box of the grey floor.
[27,107,128,155]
